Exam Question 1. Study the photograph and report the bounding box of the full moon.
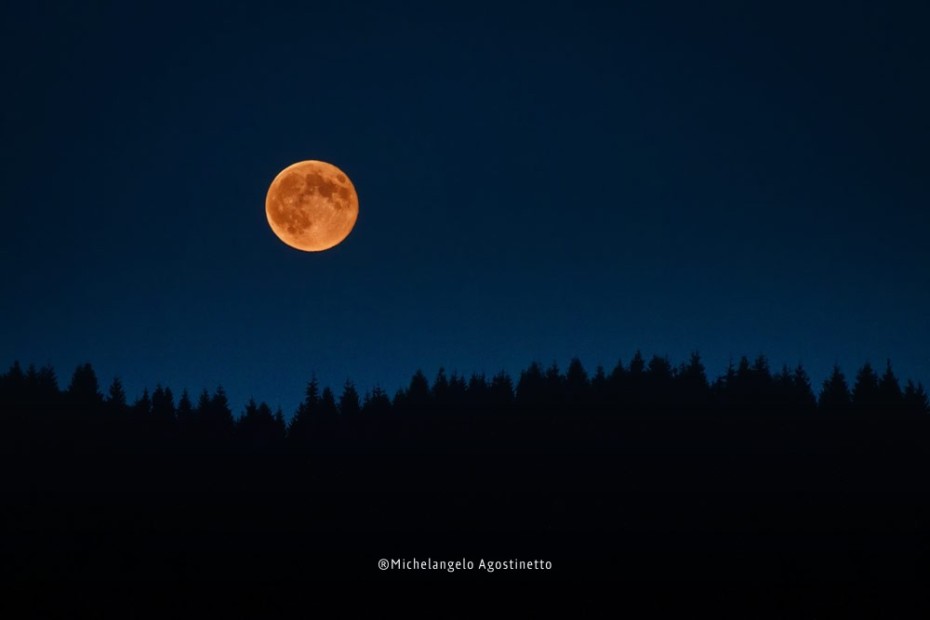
[265,160,359,252]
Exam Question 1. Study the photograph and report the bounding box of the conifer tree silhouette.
[107,377,128,414]
[447,372,468,413]
[361,386,392,438]
[239,398,260,440]
[319,387,338,417]
[606,358,626,410]
[878,360,904,414]
[365,386,390,413]
[465,373,489,410]
[516,362,544,410]
[209,387,234,440]
[273,407,287,437]
[590,365,608,408]
[543,362,565,411]
[68,362,102,413]
[339,381,361,417]
[903,380,929,415]
[288,377,319,442]
[627,351,646,409]
[565,358,589,409]
[646,355,674,409]
[791,365,817,412]
[238,398,283,446]
[30,364,60,415]
[317,386,339,441]
[489,371,514,410]
[176,389,194,437]
[852,362,880,413]
[259,402,284,442]
[402,369,431,414]
[134,388,152,418]
[432,368,450,409]
[677,353,710,409]
[193,389,211,440]
[2,361,26,406]
[151,385,176,439]
[819,365,852,413]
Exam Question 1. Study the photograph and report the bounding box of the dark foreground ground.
[3,412,929,586]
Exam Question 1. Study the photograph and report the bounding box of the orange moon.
[265,160,359,252]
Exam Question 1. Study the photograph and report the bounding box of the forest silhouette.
[1,353,929,581]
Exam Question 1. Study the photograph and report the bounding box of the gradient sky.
[2,0,928,415]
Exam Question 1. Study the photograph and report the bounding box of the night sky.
[2,0,928,415]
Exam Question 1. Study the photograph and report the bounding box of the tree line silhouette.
[1,352,926,450]
[3,352,929,582]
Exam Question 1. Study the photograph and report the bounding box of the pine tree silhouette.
[193,389,211,440]
[400,369,430,414]
[107,377,128,414]
[489,371,514,410]
[903,381,929,415]
[565,358,589,409]
[447,372,468,413]
[544,362,565,409]
[288,376,319,442]
[791,365,817,412]
[878,360,904,415]
[151,385,176,439]
[852,362,880,413]
[819,366,852,414]
[207,387,234,440]
[134,389,152,418]
[516,362,545,410]
[605,358,626,411]
[627,351,646,409]
[646,355,674,409]
[317,387,339,442]
[466,373,490,410]
[68,363,102,414]
[176,389,194,438]
[238,398,283,446]
[339,381,361,417]
[678,353,710,409]
[431,368,451,409]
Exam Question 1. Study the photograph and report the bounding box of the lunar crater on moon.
[265,160,359,252]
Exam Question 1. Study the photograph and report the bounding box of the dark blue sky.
[2,0,928,415]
